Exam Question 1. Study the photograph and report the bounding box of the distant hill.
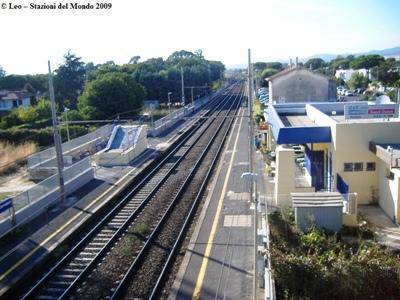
[226,46,400,69]
[306,46,400,62]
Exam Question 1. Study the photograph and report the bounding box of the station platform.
[170,107,256,299]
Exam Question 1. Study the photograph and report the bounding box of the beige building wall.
[274,146,295,206]
[377,160,400,222]
[333,121,400,204]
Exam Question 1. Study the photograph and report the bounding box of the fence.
[152,94,212,130]
[27,124,114,168]
[0,157,92,223]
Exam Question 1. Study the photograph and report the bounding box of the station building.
[264,101,400,224]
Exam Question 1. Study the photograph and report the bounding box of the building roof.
[0,90,31,101]
[266,67,330,82]
[292,192,344,207]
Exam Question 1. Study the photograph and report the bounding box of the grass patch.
[269,210,400,299]
[0,141,37,175]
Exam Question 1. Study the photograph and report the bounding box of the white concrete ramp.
[93,125,147,166]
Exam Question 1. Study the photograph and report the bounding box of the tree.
[261,68,279,79]
[54,51,86,108]
[35,98,52,119]
[371,58,400,87]
[129,56,141,64]
[78,72,146,119]
[304,58,325,70]
[0,65,5,77]
[349,54,384,70]
[253,62,267,72]
[347,72,369,90]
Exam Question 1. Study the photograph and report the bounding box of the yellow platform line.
[192,108,244,300]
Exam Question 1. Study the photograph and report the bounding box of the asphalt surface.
[171,106,257,300]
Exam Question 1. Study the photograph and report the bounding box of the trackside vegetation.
[269,210,400,299]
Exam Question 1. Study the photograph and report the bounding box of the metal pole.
[248,48,257,300]
[65,108,70,141]
[181,67,185,106]
[191,86,194,105]
[168,92,172,114]
[48,61,65,203]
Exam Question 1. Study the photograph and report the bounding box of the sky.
[1,0,400,74]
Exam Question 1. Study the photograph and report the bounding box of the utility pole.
[248,48,258,300]
[64,107,70,141]
[181,66,185,106]
[168,92,172,114]
[191,86,194,105]
[48,61,65,203]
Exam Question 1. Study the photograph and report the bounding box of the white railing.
[27,124,114,168]
[0,157,91,222]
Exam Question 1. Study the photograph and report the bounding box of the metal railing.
[0,158,91,223]
[152,94,212,129]
[27,125,114,168]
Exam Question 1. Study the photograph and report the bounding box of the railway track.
[19,83,243,300]
[110,85,245,300]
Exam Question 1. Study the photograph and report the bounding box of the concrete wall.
[295,206,343,232]
[94,126,147,166]
[333,120,400,204]
[270,69,336,103]
[377,160,400,223]
[274,146,295,206]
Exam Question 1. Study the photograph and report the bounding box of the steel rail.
[110,86,244,299]
[148,88,245,300]
[21,84,238,300]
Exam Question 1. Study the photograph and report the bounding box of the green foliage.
[0,66,5,78]
[304,58,326,70]
[0,125,88,146]
[347,72,369,89]
[269,211,400,299]
[54,51,86,108]
[35,98,52,119]
[0,74,47,93]
[371,58,400,86]
[17,106,39,123]
[85,50,224,104]
[78,72,145,119]
[261,68,278,79]
[350,54,385,70]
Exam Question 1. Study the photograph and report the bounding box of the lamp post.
[64,107,70,142]
[168,92,172,114]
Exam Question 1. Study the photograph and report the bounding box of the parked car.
[345,90,354,96]
[355,88,366,94]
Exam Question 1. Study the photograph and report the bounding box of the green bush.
[0,125,88,146]
[269,210,400,299]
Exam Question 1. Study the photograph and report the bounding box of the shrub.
[269,210,400,299]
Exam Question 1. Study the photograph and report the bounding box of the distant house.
[267,67,337,103]
[335,68,372,82]
[0,90,31,112]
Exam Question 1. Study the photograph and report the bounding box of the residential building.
[266,67,337,103]
[335,68,372,82]
[265,101,400,224]
[0,90,31,111]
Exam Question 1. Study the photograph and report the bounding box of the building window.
[18,99,22,106]
[386,169,394,180]
[354,162,363,171]
[366,162,376,171]
[344,163,353,172]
